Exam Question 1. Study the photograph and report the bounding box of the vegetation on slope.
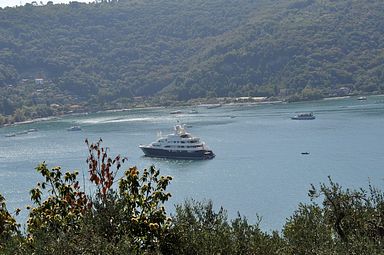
[1,0,384,123]
[165,0,384,100]
[1,140,384,254]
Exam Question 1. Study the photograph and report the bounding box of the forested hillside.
[0,0,384,123]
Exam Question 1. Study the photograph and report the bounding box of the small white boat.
[291,112,315,120]
[206,104,222,109]
[188,109,198,114]
[170,110,183,114]
[357,96,367,100]
[67,126,82,131]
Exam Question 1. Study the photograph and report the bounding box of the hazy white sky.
[0,0,90,8]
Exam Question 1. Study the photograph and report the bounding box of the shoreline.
[1,94,382,129]
[3,116,61,127]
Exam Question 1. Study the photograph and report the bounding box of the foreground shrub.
[0,193,22,253]
[283,177,384,255]
[164,200,283,255]
[86,139,173,251]
[27,163,88,238]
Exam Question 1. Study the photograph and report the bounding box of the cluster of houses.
[21,78,45,85]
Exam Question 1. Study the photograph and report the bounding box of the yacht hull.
[140,146,215,160]
[291,116,315,120]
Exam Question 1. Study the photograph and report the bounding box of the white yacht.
[139,124,215,160]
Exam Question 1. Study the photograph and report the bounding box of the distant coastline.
[1,93,381,129]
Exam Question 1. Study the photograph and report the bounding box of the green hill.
[167,0,384,100]
[0,0,383,122]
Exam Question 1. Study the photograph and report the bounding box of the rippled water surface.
[1,96,383,231]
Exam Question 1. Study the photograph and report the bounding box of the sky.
[0,0,90,8]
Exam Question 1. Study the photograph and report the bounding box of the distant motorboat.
[170,110,183,114]
[188,109,198,114]
[16,130,29,135]
[357,96,367,100]
[291,112,315,120]
[301,152,310,155]
[206,104,222,109]
[4,128,38,137]
[67,126,82,131]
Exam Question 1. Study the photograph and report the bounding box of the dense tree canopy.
[0,0,384,122]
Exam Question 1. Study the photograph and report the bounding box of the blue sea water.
[0,96,383,231]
